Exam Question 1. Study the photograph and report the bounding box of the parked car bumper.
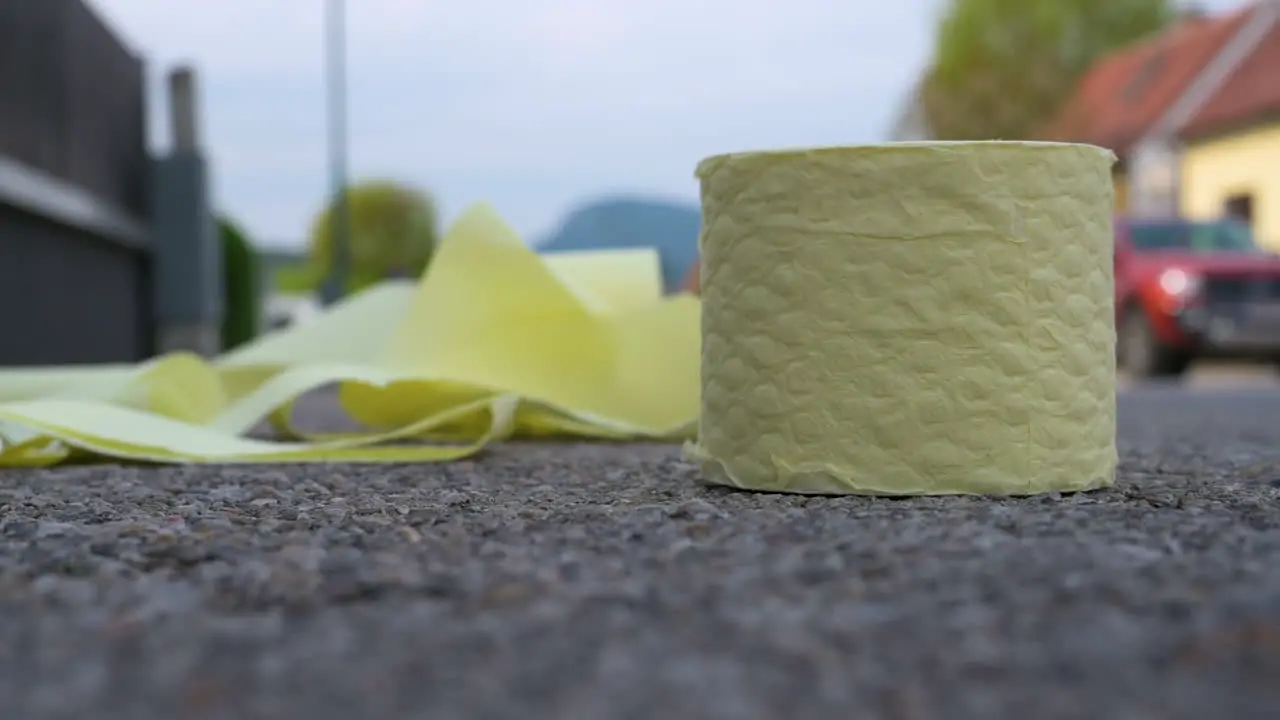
[1173,301,1280,357]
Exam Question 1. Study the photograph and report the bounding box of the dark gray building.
[1,0,225,366]
[0,0,152,365]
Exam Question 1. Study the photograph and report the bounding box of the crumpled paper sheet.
[686,141,1118,496]
[0,203,700,466]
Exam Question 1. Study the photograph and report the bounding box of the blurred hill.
[537,196,701,293]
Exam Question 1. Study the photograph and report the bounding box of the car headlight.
[1158,268,1200,297]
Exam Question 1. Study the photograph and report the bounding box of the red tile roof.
[1180,18,1280,139]
[1041,6,1254,155]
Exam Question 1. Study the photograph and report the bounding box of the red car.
[1115,218,1280,378]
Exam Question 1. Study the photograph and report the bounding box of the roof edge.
[1180,106,1280,143]
[1146,0,1280,141]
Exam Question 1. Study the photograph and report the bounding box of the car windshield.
[1128,220,1259,253]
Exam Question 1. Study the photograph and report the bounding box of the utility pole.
[319,0,352,306]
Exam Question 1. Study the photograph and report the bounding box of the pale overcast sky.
[90,0,1244,249]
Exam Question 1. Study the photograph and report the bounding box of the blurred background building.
[0,0,153,364]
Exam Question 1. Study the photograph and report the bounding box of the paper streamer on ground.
[543,248,665,314]
[0,204,699,466]
[686,141,1118,496]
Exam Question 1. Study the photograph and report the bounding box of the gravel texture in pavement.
[0,384,1278,720]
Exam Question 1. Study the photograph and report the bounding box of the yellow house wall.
[1179,121,1280,251]
[1113,170,1129,213]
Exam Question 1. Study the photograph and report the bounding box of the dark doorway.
[1224,193,1254,226]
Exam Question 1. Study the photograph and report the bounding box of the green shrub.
[219,216,262,350]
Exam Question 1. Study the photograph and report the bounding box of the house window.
[1224,193,1254,225]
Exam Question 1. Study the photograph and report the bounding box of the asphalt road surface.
[0,371,1278,720]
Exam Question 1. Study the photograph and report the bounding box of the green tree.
[306,180,439,295]
[921,0,1178,141]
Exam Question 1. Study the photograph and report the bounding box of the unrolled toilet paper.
[687,142,1118,496]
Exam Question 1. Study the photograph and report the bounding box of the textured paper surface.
[687,142,1118,496]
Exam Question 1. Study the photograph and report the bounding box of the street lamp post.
[319,0,352,306]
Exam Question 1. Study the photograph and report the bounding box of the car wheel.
[1118,305,1190,380]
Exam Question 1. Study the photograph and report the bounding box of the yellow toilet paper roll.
[688,142,1118,496]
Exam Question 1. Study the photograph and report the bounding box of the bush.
[219,216,262,350]
[307,180,438,296]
